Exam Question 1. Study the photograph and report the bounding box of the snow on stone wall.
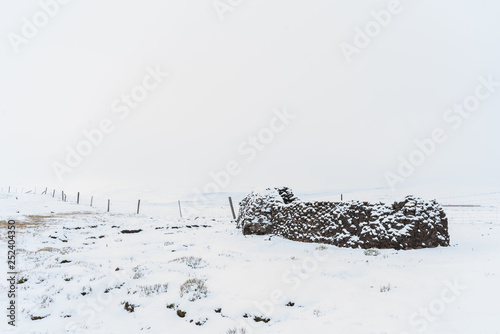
[236,189,450,250]
[235,187,294,235]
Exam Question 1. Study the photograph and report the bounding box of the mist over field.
[1,0,500,196]
[1,1,500,333]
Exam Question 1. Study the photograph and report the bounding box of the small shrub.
[180,278,208,301]
[105,282,124,293]
[171,256,207,269]
[364,249,380,256]
[123,301,137,313]
[226,328,247,334]
[18,277,28,284]
[37,295,53,309]
[380,284,391,293]
[138,283,168,296]
[132,265,147,280]
[177,309,186,318]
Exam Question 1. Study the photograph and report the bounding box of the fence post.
[52,189,55,198]
[61,191,64,201]
[341,194,343,201]
[90,196,93,207]
[77,192,80,204]
[229,197,236,220]
[178,200,183,218]
[137,199,141,214]
[107,199,110,212]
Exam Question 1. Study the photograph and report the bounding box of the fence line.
[0,185,242,220]
[1,185,499,224]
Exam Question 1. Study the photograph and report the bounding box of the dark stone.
[120,229,142,234]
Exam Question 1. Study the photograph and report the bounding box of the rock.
[120,229,142,234]
[275,186,299,204]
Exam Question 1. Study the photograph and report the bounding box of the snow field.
[0,192,499,333]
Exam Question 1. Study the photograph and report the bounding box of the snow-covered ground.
[0,190,499,334]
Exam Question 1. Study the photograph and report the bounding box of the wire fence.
[436,192,500,225]
[0,186,242,220]
[1,185,499,225]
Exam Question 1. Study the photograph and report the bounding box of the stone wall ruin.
[236,188,450,250]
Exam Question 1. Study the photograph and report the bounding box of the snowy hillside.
[0,190,499,333]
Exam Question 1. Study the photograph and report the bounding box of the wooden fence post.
[137,199,141,214]
[90,196,93,207]
[107,199,110,212]
[341,194,343,201]
[229,197,236,220]
[178,200,183,218]
[52,189,55,198]
[61,191,64,201]
[77,192,80,204]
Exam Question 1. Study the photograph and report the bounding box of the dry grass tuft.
[180,278,208,301]
[1,212,93,230]
[171,256,207,269]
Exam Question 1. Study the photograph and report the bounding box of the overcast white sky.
[1,0,499,199]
